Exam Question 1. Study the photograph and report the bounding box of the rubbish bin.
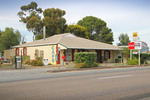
[15,56,22,69]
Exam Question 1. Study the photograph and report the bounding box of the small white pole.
[130,50,132,59]
[139,49,140,66]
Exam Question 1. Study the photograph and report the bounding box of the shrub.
[133,53,150,64]
[22,56,30,63]
[13,56,30,64]
[31,60,43,66]
[74,52,97,68]
[75,62,99,68]
[75,63,86,68]
[74,52,97,64]
[127,57,138,65]
[94,63,99,67]
[24,60,31,65]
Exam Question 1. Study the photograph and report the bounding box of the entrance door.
[96,50,102,63]
[57,51,60,64]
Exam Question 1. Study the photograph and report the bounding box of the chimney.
[43,26,46,40]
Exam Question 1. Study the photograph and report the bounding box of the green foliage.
[118,33,130,46]
[65,25,89,39]
[100,26,113,44]
[122,47,130,56]
[43,8,67,37]
[78,16,114,44]
[35,33,47,40]
[18,2,67,40]
[0,28,21,52]
[94,63,99,67]
[75,62,99,68]
[127,57,138,65]
[18,2,43,40]
[31,60,43,66]
[74,52,97,68]
[133,53,150,64]
[24,60,31,65]
[22,56,30,64]
[75,63,88,68]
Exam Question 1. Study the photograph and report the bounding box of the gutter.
[12,43,57,48]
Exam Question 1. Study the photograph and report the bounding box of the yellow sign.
[133,32,138,37]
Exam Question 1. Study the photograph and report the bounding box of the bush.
[74,52,97,68]
[133,53,150,64]
[24,60,31,65]
[31,60,43,66]
[75,62,99,68]
[127,57,138,65]
[75,63,87,68]
[13,56,30,64]
[22,56,30,63]
[94,63,99,67]
[74,52,97,65]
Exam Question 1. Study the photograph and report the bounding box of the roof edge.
[13,43,57,48]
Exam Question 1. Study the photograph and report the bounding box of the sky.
[0,0,150,46]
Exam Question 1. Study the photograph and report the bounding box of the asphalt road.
[0,67,150,100]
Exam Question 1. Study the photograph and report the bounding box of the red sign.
[62,56,65,60]
[128,42,135,49]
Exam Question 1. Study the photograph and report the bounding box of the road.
[0,67,150,100]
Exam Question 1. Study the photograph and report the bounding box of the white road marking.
[98,75,132,80]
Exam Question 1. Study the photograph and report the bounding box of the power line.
[114,33,150,39]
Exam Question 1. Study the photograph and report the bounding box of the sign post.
[139,49,140,66]
[129,32,142,65]
[128,41,142,65]
[130,50,132,59]
[62,56,65,66]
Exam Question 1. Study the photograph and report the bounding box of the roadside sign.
[128,42,135,49]
[135,42,142,50]
[133,32,138,42]
[128,42,142,50]
[43,59,48,66]
[133,52,138,54]
[133,32,138,37]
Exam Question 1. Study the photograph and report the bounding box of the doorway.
[96,50,102,63]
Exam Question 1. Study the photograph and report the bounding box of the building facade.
[4,33,123,65]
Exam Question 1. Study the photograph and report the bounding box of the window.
[23,47,27,56]
[65,50,72,61]
[16,48,19,56]
[104,50,110,59]
[105,52,109,59]
[40,50,44,59]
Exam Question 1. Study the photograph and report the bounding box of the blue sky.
[0,0,150,46]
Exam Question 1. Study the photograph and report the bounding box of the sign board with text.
[133,32,138,42]
[134,42,142,50]
[128,42,135,49]
[133,32,138,37]
[128,42,142,50]
[133,52,138,54]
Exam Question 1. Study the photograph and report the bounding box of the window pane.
[66,50,71,60]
